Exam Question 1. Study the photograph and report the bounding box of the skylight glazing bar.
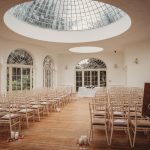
[9,0,126,31]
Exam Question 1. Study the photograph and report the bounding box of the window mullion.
[9,67,12,91]
[21,68,22,91]
[30,68,32,90]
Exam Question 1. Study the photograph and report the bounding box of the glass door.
[76,70,106,91]
[100,70,106,87]
[91,71,98,87]
[76,71,82,91]
[12,67,21,90]
[7,66,33,91]
[22,68,31,90]
[84,71,90,87]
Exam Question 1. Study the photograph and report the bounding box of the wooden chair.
[109,103,132,147]
[130,104,150,147]
[89,102,109,145]
[0,97,21,139]
[18,96,35,128]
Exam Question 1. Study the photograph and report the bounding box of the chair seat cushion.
[19,109,34,113]
[0,108,6,112]
[6,108,20,112]
[40,102,50,105]
[113,119,128,126]
[32,105,43,109]
[129,112,141,117]
[93,110,105,117]
[131,120,150,127]
[20,104,31,108]
[30,102,38,105]
[92,118,106,125]
[1,113,20,119]
[113,111,124,116]
[61,95,67,98]
[54,97,61,100]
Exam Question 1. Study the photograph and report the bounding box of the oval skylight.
[4,0,131,43]
[69,46,104,53]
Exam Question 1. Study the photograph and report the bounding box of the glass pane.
[7,49,33,65]
[22,68,30,90]
[100,71,106,87]
[84,71,90,86]
[12,68,16,75]
[76,58,106,69]
[7,67,9,91]
[76,71,82,91]
[12,67,21,91]
[91,71,98,86]
[9,0,126,31]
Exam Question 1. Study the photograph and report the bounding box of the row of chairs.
[89,87,150,148]
[0,87,73,139]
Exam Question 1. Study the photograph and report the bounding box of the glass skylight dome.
[9,0,125,31]
[4,0,131,43]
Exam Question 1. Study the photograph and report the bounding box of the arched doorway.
[7,49,33,91]
[75,58,107,91]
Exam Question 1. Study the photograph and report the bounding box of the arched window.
[7,49,33,91]
[43,56,55,88]
[76,58,107,91]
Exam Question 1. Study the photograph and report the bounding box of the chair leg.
[110,126,113,145]
[105,127,110,145]
[37,109,40,121]
[132,127,137,147]
[9,121,13,138]
[26,114,29,128]
[89,126,93,141]
[127,128,132,148]
[19,117,21,135]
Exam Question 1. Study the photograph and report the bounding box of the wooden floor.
[0,98,149,150]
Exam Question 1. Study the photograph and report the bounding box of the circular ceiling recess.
[69,46,104,53]
[4,0,131,43]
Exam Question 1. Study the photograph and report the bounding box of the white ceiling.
[0,0,150,54]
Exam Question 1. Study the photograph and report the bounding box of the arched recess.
[43,55,55,88]
[75,58,107,91]
[7,49,33,91]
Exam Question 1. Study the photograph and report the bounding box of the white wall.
[57,52,126,89]
[124,39,150,88]
[1,37,149,92]
[0,37,58,92]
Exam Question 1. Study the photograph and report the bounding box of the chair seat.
[6,108,20,112]
[129,112,141,117]
[0,108,6,112]
[20,104,31,108]
[30,102,39,105]
[0,112,8,117]
[49,100,57,103]
[54,97,61,100]
[32,105,43,109]
[61,95,67,98]
[19,109,34,113]
[93,110,106,117]
[113,119,128,126]
[1,113,20,119]
[40,102,50,105]
[113,111,124,116]
[92,118,106,125]
[131,120,150,127]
